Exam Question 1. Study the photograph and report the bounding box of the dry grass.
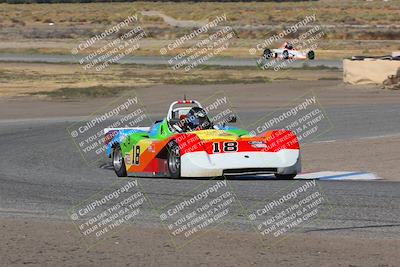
[0,1,398,27]
[0,62,341,98]
[0,1,399,59]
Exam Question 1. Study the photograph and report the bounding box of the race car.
[263,42,315,60]
[104,100,301,179]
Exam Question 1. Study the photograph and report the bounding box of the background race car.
[263,42,315,60]
[104,100,301,179]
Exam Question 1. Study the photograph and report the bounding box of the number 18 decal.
[213,141,238,153]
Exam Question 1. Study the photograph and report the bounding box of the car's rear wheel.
[167,141,181,178]
[113,146,127,177]
[263,48,273,59]
[274,173,296,180]
[282,50,289,59]
[307,50,315,60]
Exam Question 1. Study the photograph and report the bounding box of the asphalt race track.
[1,90,400,241]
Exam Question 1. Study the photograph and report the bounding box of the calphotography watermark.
[71,14,147,72]
[158,179,240,249]
[166,92,243,157]
[67,92,151,165]
[201,92,241,129]
[250,14,317,55]
[247,180,332,247]
[249,13,325,71]
[247,91,333,144]
[68,179,148,247]
[160,14,236,73]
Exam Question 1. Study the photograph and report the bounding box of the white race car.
[263,42,315,60]
[105,100,301,179]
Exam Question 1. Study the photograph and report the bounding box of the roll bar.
[166,100,202,121]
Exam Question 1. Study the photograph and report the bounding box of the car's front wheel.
[112,146,127,177]
[282,50,289,59]
[307,50,315,60]
[167,140,181,178]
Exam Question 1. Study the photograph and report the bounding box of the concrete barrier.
[343,59,400,85]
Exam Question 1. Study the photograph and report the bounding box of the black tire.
[274,173,296,180]
[167,140,181,178]
[112,146,127,177]
[263,48,273,59]
[282,50,289,60]
[307,50,315,60]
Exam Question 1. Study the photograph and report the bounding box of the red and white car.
[263,42,315,60]
[105,100,301,179]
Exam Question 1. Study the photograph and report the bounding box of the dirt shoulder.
[302,135,400,181]
[0,217,398,267]
[0,62,342,98]
[0,80,397,119]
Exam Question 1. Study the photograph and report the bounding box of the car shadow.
[99,162,313,181]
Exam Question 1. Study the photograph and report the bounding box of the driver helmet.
[186,107,211,131]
